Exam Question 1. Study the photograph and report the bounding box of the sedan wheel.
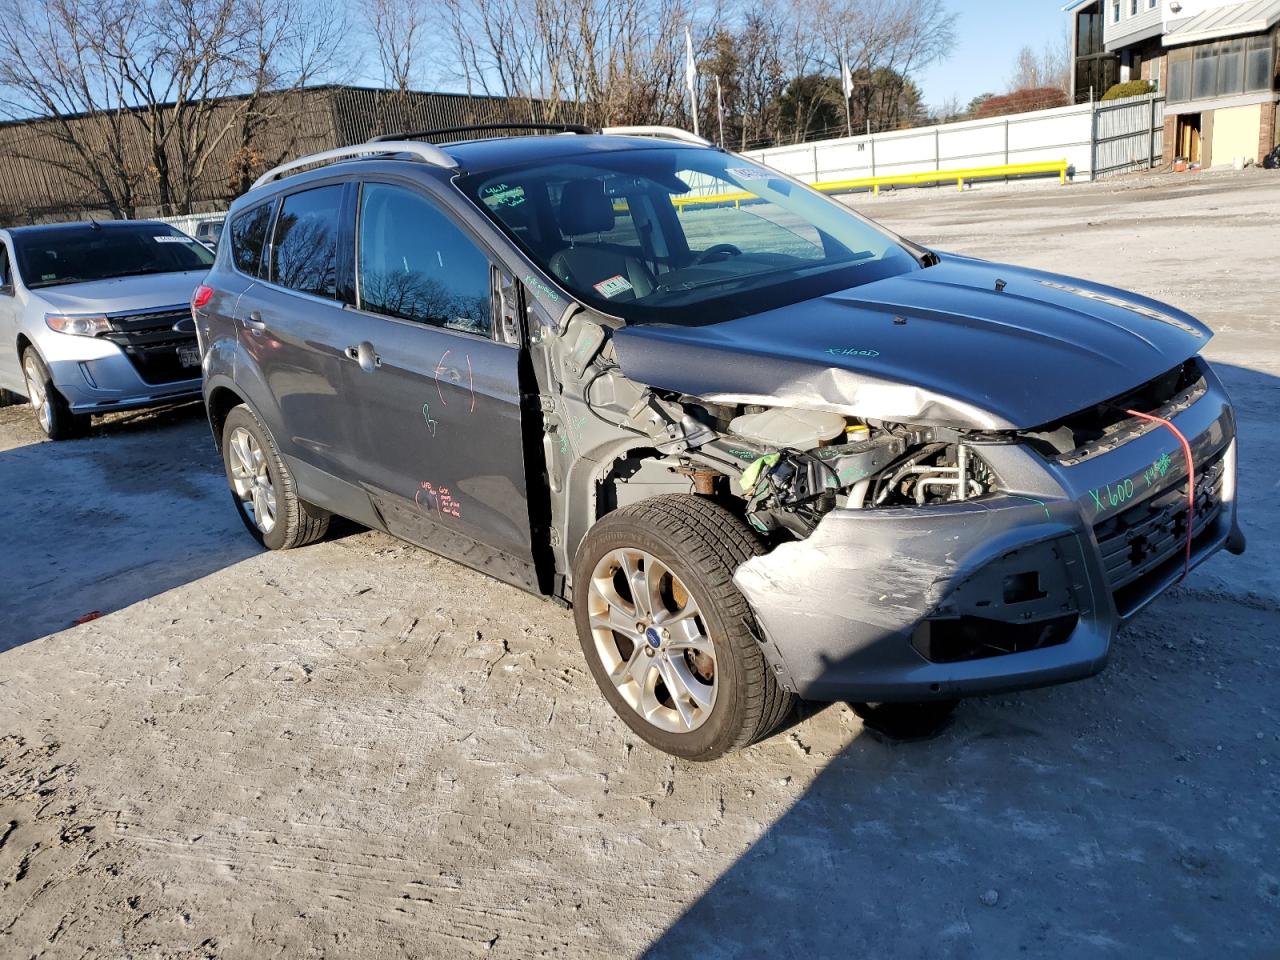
[23,353,52,434]
[20,349,88,440]
[226,425,277,535]
[587,547,718,734]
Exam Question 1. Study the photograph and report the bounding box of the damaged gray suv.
[196,125,1245,759]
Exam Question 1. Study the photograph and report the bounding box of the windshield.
[458,146,918,325]
[13,223,215,289]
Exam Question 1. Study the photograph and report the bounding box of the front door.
[343,179,536,589]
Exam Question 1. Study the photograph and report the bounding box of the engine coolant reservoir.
[729,408,848,449]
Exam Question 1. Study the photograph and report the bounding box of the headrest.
[558,179,614,236]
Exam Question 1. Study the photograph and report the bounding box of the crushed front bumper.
[733,369,1244,703]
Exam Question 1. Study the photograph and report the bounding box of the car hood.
[31,271,208,315]
[610,254,1211,431]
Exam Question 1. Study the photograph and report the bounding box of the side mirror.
[0,283,13,297]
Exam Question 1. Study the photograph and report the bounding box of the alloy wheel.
[227,425,277,534]
[586,548,718,733]
[22,355,51,434]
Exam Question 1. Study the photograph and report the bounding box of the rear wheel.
[573,495,794,760]
[221,405,329,550]
[21,349,89,440]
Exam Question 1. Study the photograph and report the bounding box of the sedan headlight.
[46,313,111,337]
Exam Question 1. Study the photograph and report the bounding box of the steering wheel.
[692,243,743,265]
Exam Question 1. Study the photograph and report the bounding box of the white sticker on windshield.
[154,235,195,243]
[726,167,771,180]
[593,274,634,299]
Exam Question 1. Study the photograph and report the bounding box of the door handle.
[345,341,381,372]
[243,310,266,331]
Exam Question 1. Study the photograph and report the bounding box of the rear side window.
[0,245,11,288]
[229,204,271,276]
[357,183,492,336]
[272,185,342,299]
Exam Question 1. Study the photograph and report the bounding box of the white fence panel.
[745,95,1164,188]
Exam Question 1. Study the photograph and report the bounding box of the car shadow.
[642,361,1278,957]
[0,404,261,652]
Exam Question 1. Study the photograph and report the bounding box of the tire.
[21,348,89,440]
[573,494,795,760]
[221,404,329,550]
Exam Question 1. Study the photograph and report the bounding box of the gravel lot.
[2,169,1278,959]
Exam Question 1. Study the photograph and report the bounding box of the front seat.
[549,180,655,300]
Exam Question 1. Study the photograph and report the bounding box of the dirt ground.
[2,169,1278,959]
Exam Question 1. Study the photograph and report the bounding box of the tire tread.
[593,495,795,756]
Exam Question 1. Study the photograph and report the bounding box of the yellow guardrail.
[672,159,1069,210]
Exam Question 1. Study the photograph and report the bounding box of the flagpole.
[685,27,699,138]
[715,75,725,147]
[841,55,853,138]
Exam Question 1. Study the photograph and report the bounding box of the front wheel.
[21,349,89,440]
[573,495,794,760]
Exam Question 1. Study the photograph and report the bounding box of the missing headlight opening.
[710,408,998,538]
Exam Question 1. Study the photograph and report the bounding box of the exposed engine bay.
[548,312,999,548]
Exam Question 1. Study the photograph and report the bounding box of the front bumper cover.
[733,371,1242,703]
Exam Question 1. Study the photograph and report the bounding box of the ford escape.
[195,125,1245,760]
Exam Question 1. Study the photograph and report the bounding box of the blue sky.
[916,0,1070,108]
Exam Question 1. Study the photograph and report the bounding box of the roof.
[1164,0,1280,45]
[444,134,691,173]
[6,219,165,234]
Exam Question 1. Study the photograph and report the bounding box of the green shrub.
[1101,80,1155,101]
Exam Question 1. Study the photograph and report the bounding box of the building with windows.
[1066,0,1279,165]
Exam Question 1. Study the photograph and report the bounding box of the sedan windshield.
[13,223,215,289]
[458,146,919,325]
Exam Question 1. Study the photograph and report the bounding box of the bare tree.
[1008,26,1072,95]
[0,0,143,216]
[369,0,424,94]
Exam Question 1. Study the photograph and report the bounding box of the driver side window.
[357,183,493,337]
[0,244,12,290]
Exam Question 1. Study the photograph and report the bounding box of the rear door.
[341,178,536,588]
[237,182,359,480]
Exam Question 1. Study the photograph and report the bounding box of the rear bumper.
[734,370,1243,703]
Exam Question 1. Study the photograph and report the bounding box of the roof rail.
[601,125,711,146]
[251,141,458,189]
[368,122,594,143]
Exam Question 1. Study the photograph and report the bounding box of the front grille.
[97,308,198,384]
[1094,445,1228,610]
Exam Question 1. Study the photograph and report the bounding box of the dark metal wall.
[0,86,540,225]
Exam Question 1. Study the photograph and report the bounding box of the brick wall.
[1163,112,1178,166]
[1261,101,1278,162]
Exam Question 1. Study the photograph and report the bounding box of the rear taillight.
[192,284,214,310]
